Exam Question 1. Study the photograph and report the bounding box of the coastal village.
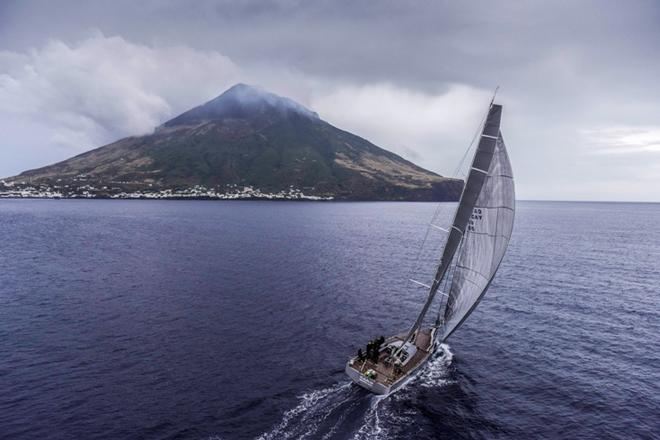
[0,179,333,200]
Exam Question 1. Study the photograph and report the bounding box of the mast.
[398,103,503,349]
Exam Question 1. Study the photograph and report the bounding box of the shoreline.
[0,196,457,202]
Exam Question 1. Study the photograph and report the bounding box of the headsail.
[440,133,515,340]
[400,104,504,346]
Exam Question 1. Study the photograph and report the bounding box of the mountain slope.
[1,84,463,200]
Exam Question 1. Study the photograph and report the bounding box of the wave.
[414,343,455,389]
[256,382,354,440]
[256,344,454,440]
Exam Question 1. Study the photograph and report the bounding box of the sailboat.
[345,101,515,395]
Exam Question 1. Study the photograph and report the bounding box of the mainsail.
[401,103,513,346]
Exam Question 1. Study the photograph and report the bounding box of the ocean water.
[0,200,658,440]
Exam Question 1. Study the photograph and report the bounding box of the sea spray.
[256,382,353,440]
[257,344,455,440]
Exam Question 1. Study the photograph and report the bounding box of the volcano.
[2,84,463,200]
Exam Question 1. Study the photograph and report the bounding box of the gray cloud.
[0,33,241,158]
[1,0,659,201]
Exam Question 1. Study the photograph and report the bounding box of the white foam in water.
[349,395,388,440]
[387,343,454,399]
[256,382,352,440]
[415,343,454,389]
[351,344,455,439]
[257,344,454,440]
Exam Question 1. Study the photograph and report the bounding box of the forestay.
[440,133,515,340]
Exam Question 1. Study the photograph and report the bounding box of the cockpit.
[384,340,418,366]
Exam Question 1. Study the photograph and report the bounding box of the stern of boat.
[344,328,438,395]
[345,360,391,395]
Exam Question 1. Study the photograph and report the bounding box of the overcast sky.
[1,0,659,201]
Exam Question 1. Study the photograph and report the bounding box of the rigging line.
[452,108,488,179]
[490,85,500,107]
[436,225,469,327]
[402,86,500,327]
[398,193,450,327]
[407,195,447,282]
[407,85,500,287]
[434,258,452,327]
[401,202,450,336]
[408,205,438,278]
[451,86,499,180]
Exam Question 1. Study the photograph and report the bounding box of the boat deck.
[348,329,434,386]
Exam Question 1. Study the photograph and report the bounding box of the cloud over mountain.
[0,33,241,152]
[1,1,660,200]
[0,33,491,180]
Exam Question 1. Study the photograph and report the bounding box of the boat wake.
[413,343,454,389]
[256,344,453,440]
[255,382,356,440]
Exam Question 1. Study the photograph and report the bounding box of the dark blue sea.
[0,200,658,440]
